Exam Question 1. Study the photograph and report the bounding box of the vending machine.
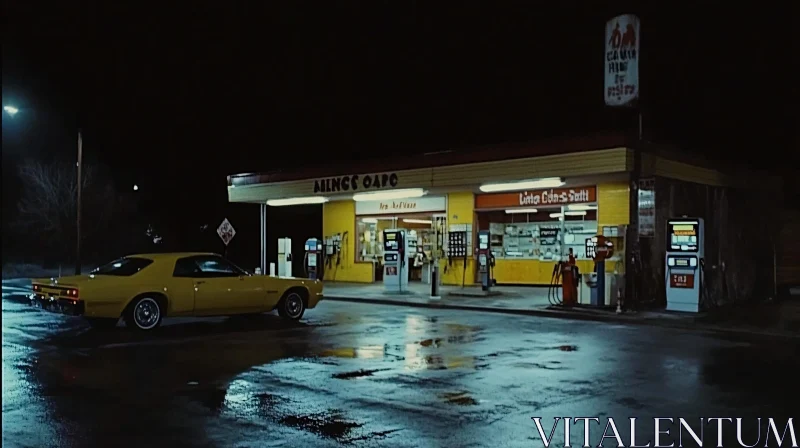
[477,230,494,291]
[277,237,292,277]
[383,229,408,293]
[304,238,322,280]
[665,218,704,312]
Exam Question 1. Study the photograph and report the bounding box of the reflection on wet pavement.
[3,283,799,447]
[439,391,479,406]
[331,368,390,379]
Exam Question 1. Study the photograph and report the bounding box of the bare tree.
[14,160,118,259]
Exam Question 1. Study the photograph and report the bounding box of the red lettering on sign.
[670,274,695,288]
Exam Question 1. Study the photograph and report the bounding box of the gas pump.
[304,238,322,280]
[277,238,292,277]
[665,218,704,313]
[560,257,578,306]
[383,229,408,293]
[585,235,614,306]
[477,230,495,291]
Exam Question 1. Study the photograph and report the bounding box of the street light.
[133,184,139,191]
[3,105,19,116]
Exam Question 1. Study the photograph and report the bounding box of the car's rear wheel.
[124,296,163,331]
[277,290,306,320]
[86,317,119,330]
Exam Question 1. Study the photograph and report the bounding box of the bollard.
[269,263,276,277]
[431,263,441,299]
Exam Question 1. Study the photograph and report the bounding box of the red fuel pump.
[561,248,578,306]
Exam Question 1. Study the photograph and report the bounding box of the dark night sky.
[2,3,798,240]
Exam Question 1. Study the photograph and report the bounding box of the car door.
[191,256,266,315]
[166,257,200,316]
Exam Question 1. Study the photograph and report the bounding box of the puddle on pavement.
[439,391,478,406]
[218,380,387,442]
[196,388,282,414]
[404,354,487,371]
[318,345,404,362]
[513,362,569,370]
[531,345,579,352]
[418,334,482,346]
[280,411,362,439]
[331,368,390,379]
[319,345,486,371]
[318,321,487,372]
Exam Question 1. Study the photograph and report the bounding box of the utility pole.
[75,130,83,275]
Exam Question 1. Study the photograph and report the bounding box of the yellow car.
[30,252,324,331]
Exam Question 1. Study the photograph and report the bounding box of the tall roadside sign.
[605,14,641,108]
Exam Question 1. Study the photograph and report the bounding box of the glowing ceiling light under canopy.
[361,218,378,223]
[479,177,564,193]
[567,204,597,211]
[550,211,587,218]
[4,106,19,116]
[267,196,328,206]
[352,188,425,202]
[505,208,538,214]
[403,219,432,224]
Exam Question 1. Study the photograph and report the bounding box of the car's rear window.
[91,257,153,276]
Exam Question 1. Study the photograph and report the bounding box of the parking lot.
[3,281,798,448]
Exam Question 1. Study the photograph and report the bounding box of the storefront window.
[478,204,599,261]
[356,215,445,263]
[356,216,396,262]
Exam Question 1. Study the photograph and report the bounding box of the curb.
[325,295,800,341]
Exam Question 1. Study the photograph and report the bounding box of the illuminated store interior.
[476,204,598,261]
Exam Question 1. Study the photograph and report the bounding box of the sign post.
[637,178,656,238]
[217,218,236,257]
[605,13,642,313]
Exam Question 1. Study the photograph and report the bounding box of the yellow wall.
[322,201,374,283]
[490,182,630,284]
[440,192,476,286]
[492,259,595,285]
[597,181,630,227]
[597,181,630,273]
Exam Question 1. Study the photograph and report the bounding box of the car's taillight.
[67,289,79,297]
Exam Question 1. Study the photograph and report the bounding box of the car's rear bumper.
[29,293,85,316]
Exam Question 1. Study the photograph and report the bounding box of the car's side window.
[173,257,201,278]
[195,256,240,278]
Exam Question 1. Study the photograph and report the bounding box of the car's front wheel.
[124,296,163,331]
[277,290,306,320]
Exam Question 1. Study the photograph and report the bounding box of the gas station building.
[226,133,781,306]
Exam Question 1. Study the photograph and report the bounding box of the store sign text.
[356,195,446,215]
[475,186,597,209]
[313,172,399,193]
[519,188,593,206]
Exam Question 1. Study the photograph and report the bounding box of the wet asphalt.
[2,280,798,448]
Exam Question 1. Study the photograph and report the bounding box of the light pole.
[76,130,83,275]
[5,105,84,275]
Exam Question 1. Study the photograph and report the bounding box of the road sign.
[217,218,236,246]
